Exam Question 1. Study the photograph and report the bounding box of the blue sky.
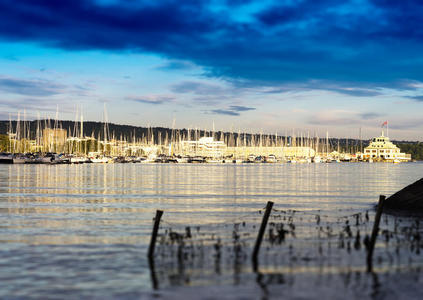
[0,0,423,140]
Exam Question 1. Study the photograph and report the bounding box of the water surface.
[1,163,422,299]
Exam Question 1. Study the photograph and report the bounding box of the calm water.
[0,163,422,299]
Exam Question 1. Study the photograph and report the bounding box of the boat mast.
[326,130,329,158]
[23,109,27,153]
[8,113,12,153]
[15,111,20,153]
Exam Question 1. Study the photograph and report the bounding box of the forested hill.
[0,120,285,145]
[0,119,364,148]
[0,120,180,142]
[396,143,423,161]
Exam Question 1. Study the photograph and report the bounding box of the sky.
[0,0,423,140]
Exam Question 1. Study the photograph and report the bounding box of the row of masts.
[4,108,365,157]
[8,110,60,154]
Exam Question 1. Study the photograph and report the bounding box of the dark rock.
[384,178,423,212]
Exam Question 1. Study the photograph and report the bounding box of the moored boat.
[13,154,28,164]
[90,156,111,163]
[188,156,205,163]
[0,153,13,164]
[266,155,277,163]
[70,156,89,164]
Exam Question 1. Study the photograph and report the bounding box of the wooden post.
[367,195,385,272]
[148,256,159,289]
[148,210,163,260]
[252,201,274,270]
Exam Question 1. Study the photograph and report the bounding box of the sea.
[1,162,423,299]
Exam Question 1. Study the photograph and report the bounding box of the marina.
[0,118,414,165]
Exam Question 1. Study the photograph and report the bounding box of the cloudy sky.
[0,0,422,140]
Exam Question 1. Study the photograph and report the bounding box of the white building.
[181,137,226,157]
[362,131,411,161]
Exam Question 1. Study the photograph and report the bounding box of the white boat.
[13,158,26,164]
[313,156,321,163]
[141,155,157,163]
[266,155,277,163]
[140,154,157,163]
[70,156,89,164]
[90,156,110,163]
[13,155,29,164]
[176,157,189,163]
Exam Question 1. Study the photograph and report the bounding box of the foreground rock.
[384,178,423,212]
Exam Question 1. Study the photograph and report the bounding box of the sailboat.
[312,133,321,163]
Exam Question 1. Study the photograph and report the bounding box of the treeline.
[0,120,176,142]
[0,120,363,147]
[0,134,7,152]
[397,143,423,161]
[0,120,249,143]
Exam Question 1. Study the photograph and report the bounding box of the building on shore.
[181,137,226,157]
[360,131,411,162]
[225,146,315,159]
[179,136,317,159]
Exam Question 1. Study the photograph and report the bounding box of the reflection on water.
[0,163,423,299]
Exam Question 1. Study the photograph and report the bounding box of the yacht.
[90,156,111,163]
[13,154,29,164]
[70,156,89,164]
[266,155,277,163]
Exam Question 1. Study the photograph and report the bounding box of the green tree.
[397,143,423,160]
[0,134,9,152]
